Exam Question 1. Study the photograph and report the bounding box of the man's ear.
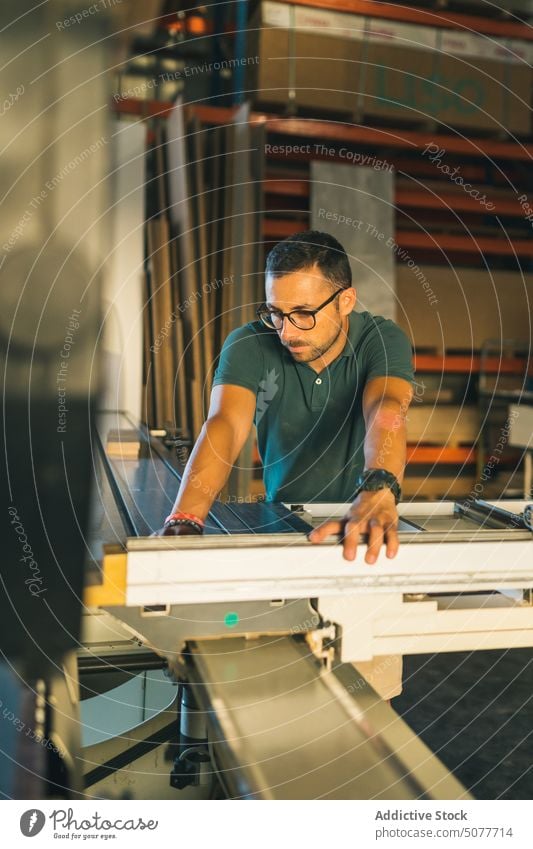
[340,287,356,315]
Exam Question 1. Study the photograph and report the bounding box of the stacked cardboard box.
[249,1,532,133]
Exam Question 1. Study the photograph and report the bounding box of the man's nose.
[278,316,293,341]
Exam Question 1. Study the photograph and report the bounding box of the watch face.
[367,470,387,481]
[365,479,388,490]
[356,470,401,501]
[364,470,393,485]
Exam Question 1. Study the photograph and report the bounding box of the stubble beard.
[284,321,345,364]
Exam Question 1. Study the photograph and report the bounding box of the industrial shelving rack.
[114,0,533,498]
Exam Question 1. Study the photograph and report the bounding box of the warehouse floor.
[393,648,533,800]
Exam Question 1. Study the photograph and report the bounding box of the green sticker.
[224,611,239,628]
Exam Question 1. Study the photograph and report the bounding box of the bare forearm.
[171,415,243,520]
[364,399,408,483]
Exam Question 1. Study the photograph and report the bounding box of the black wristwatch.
[353,469,402,504]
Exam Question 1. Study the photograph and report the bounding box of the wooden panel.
[187,116,213,403]
[142,272,155,428]
[215,128,228,345]
[146,218,176,428]
[252,121,266,314]
[220,124,235,346]
[225,104,257,498]
[167,99,205,438]
[169,237,189,437]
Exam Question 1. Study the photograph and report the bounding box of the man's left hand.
[308,489,399,563]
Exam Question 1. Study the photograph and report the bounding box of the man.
[158,230,414,566]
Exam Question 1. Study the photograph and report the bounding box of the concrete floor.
[393,648,533,799]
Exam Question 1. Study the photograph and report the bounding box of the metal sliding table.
[79,414,533,799]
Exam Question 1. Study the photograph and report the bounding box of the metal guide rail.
[185,636,468,800]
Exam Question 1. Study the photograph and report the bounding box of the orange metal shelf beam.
[264,219,304,238]
[396,190,522,217]
[264,117,533,162]
[289,0,533,41]
[414,355,529,374]
[396,230,533,257]
[407,446,476,464]
[113,99,175,118]
[112,101,236,122]
[263,219,533,256]
[266,150,487,181]
[264,178,309,196]
[112,101,533,161]
[264,179,523,216]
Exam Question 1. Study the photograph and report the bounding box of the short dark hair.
[265,230,352,290]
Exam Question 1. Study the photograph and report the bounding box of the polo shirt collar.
[340,311,364,357]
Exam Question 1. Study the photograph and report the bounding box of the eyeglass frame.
[256,288,343,331]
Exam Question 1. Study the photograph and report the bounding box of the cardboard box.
[396,265,533,352]
[406,405,480,446]
[249,2,532,133]
[249,2,365,113]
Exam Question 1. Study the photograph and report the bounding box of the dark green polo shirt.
[213,311,414,503]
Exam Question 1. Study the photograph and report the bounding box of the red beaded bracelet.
[164,510,205,528]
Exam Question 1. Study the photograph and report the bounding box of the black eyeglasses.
[257,288,343,331]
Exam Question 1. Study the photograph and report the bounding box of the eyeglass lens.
[264,310,315,330]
